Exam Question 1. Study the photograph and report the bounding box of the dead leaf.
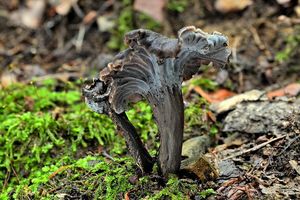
[267,83,300,99]
[215,0,253,13]
[277,0,292,7]
[55,0,78,16]
[289,160,300,175]
[124,192,130,200]
[193,86,235,103]
[210,90,266,114]
[10,0,46,29]
[83,10,97,25]
[207,111,216,122]
[210,89,236,102]
[134,0,166,22]
[193,85,214,102]
[0,71,17,88]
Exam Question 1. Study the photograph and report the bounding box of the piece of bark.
[222,98,300,135]
[181,155,219,181]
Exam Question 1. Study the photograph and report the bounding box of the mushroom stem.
[111,112,154,173]
[149,86,184,176]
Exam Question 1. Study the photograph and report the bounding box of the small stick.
[249,26,265,51]
[75,25,86,51]
[223,135,286,160]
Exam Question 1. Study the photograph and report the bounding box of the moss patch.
[0,80,216,199]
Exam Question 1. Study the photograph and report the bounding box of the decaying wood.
[83,26,231,177]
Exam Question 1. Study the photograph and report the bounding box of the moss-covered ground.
[0,78,218,199]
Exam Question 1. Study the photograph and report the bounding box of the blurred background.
[0,0,299,91]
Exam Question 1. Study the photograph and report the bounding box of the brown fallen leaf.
[124,192,130,200]
[267,83,300,100]
[10,0,46,29]
[55,0,78,16]
[215,0,253,13]
[210,90,266,114]
[83,10,97,25]
[193,86,235,103]
[0,71,17,88]
[207,111,216,122]
[133,0,166,22]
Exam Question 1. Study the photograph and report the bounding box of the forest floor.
[0,0,300,199]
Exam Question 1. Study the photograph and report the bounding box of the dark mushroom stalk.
[83,26,231,177]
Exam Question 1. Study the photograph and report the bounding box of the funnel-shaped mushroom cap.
[83,26,231,177]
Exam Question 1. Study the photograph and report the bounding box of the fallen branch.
[223,135,286,160]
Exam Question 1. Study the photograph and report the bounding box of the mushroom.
[83,26,231,177]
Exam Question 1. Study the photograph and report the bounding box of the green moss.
[0,79,218,199]
[190,77,219,91]
[2,154,208,199]
[136,13,161,30]
[150,175,197,200]
[0,81,121,196]
[107,6,134,50]
[167,0,189,13]
[126,102,158,145]
[107,0,162,51]
[275,29,300,63]
[199,188,216,199]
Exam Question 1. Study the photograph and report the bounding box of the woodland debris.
[215,0,253,14]
[53,0,78,16]
[193,86,235,103]
[289,160,300,175]
[267,83,300,99]
[210,90,266,114]
[0,70,17,88]
[181,155,219,181]
[218,160,243,179]
[223,135,286,160]
[260,182,300,197]
[10,0,46,29]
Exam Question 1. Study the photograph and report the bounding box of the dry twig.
[223,135,286,160]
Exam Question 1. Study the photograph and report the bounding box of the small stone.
[182,135,212,159]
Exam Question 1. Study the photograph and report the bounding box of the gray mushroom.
[83,26,231,177]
